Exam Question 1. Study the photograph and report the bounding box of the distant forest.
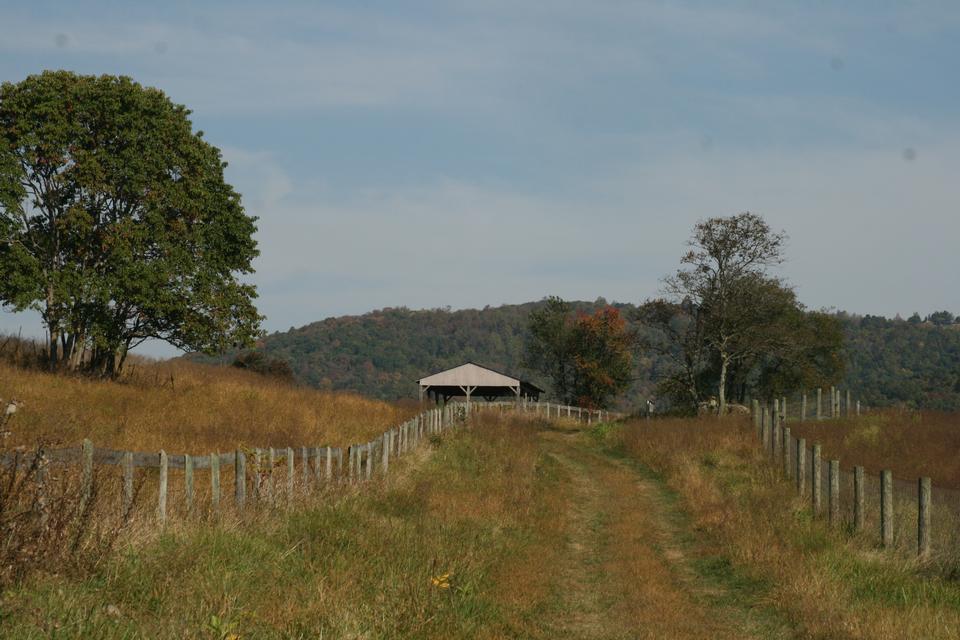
[194,302,960,411]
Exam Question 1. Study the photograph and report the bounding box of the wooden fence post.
[184,454,194,515]
[796,438,806,496]
[812,444,822,516]
[881,470,893,548]
[772,403,781,459]
[336,448,343,480]
[366,443,374,481]
[286,447,295,501]
[122,451,134,516]
[829,460,840,526]
[761,408,770,448]
[816,387,822,420]
[211,452,221,513]
[752,399,760,432]
[235,450,245,511]
[846,390,852,418]
[81,439,94,509]
[918,477,931,559]
[854,466,865,532]
[781,396,787,423]
[782,427,792,478]
[856,400,861,416]
[326,447,333,481]
[253,449,263,502]
[302,446,310,490]
[313,446,323,482]
[829,386,835,418]
[382,432,390,475]
[35,455,49,527]
[158,450,168,524]
[801,394,807,422]
[268,448,276,503]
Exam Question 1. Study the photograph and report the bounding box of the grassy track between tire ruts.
[2,412,793,639]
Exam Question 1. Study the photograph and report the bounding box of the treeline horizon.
[190,299,960,412]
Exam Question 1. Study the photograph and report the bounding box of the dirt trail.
[536,428,776,640]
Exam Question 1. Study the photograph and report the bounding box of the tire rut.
[537,429,769,640]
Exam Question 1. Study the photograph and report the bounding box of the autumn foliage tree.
[569,307,634,408]
[526,297,633,408]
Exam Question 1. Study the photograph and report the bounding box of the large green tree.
[525,296,575,402]
[0,71,262,376]
[651,214,844,413]
[664,213,787,414]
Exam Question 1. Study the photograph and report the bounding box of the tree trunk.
[114,342,130,378]
[47,332,59,369]
[718,354,729,416]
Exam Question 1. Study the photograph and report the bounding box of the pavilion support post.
[459,385,477,408]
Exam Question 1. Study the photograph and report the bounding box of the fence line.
[6,398,616,525]
[750,390,939,560]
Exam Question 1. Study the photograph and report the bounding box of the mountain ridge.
[193,301,960,411]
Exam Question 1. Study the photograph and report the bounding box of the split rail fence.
[750,388,959,563]
[8,399,613,525]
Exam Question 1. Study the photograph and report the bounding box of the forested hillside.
[199,303,960,411]
[842,314,960,411]
[232,300,659,406]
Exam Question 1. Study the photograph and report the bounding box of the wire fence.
[752,396,957,567]
[3,400,615,525]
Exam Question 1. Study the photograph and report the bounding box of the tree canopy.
[648,213,844,413]
[0,71,261,376]
[525,297,634,408]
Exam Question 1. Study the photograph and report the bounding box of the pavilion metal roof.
[417,362,544,394]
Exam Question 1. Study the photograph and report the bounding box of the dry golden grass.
[0,358,415,453]
[618,416,960,640]
[789,409,960,489]
[0,411,571,638]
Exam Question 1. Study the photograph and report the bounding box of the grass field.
[0,413,564,638]
[0,406,801,638]
[4,354,960,638]
[787,410,960,489]
[614,415,960,639]
[0,359,415,453]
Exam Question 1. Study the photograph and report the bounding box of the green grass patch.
[0,422,558,639]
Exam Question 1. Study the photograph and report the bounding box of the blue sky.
[3,1,960,356]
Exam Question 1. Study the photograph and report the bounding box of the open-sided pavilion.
[417,362,543,404]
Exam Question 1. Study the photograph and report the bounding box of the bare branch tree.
[664,213,787,414]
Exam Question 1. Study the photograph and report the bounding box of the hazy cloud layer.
[2,1,959,357]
